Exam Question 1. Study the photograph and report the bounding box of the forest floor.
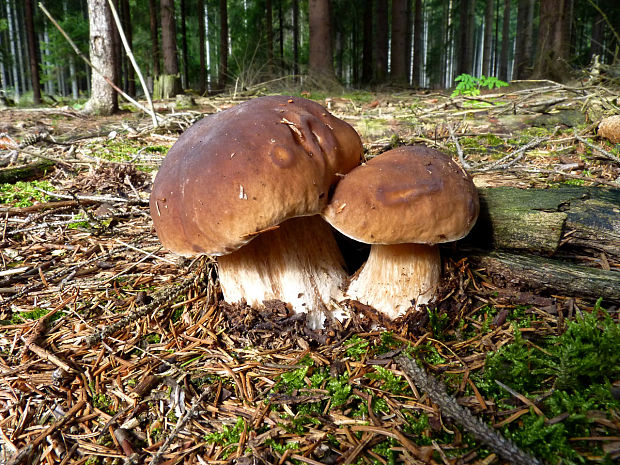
[0,79,619,465]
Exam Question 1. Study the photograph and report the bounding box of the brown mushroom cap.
[150,96,363,256]
[598,115,620,144]
[323,145,479,245]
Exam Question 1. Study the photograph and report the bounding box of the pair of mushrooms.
[150,96,479,328]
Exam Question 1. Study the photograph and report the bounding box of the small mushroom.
[150,96,363,327]
[598,115,620,143]
[322,145,479,319]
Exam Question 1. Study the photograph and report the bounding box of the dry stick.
[38,3,160,123]
[150,389,212,465]
[447,124,471,170]
[476,136,549,172]
[395,355,542,465]
[106,0,158,127]
[575,133,620,164]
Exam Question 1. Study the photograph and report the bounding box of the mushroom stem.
[346,243,441,320]
[216,215,347,329]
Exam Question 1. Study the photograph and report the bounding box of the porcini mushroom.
[322,145,479,319]
[150,96,363,327]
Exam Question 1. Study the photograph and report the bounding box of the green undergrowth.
[0,180,54,207]
[92,140,168,171]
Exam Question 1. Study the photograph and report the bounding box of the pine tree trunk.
[6,0,20,101]
[532,0,572,81]
[24,0,41,104]
[374,0,389,82]
[292,0,299,76]
[405,0,412,84]
[308,0,336,82]
[498,0,510,81]
[180,0,189,89]
[149,0,160,76]
[361,0,373,84]
[14,0,27,97]
[278,0,284,71]
[84,0,117,115]
[457,0,475,76]
[589,8,604,60]
[413,0,423,86]
[160,0,181,96]
[121,0,135,96]
[198,0,206,93]
[513,0,530,79]
[218,0,228,89]
[265,0,274,76]
[390,0,408,84]
[69,57,79,100]
[482,0,494,76]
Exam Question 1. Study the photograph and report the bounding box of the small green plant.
[428,308,450,338]
[205,417,246,459]
[451,74,509,97]
[345,335,369,360]
[0,180,54,207]
[11,308,63,324]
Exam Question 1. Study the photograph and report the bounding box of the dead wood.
[0,160,55,183]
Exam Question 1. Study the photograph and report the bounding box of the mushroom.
[322,145,479,319]
[150,96,363,328]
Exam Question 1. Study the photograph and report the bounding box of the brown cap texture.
[322,145,479,245]
[150,96,363,256]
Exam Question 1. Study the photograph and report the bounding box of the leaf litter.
[0,82,619,465]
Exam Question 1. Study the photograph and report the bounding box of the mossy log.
[458,186,620,303]
[0,160,55,184]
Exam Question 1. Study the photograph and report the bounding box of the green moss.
[11,308,64,324]
[0,180,54,207]
[345,334,369,360]
[205,417,246,459]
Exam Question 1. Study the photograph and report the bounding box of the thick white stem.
[217,216,347,329]
[346,243,441,320]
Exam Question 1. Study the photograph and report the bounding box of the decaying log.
[0,160,54,183]
[464,186,620,261]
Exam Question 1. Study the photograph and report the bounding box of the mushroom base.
[346,243,441,320]
[217,216,347,329]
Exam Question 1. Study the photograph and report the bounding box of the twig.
[447,124,471,169]
[395,355,542,465]
[575,133,620,164]
[476,137,549,172]
[106,0,158,127]
[506,166,619,187]
[150,389,212,465]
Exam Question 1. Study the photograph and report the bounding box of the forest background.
[1,0,620,107]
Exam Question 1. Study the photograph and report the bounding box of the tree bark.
[265,0,274,76]
[6,0,20,101]
[589,8,604,60]
[482,0,494,76]
[308,0,336,82]
[160,0,181,96]
[361,0,373,84]
[531,0,572,81]
[412,0,423,87]
[498,0,510,81]
[24,0,41,104]
[121,0,135,96]
[148,0,160,76]
[457,0,476,76]
[218,0,228,89]
[390,0,408,84]
[374,0,389,83]
[84,0,117,115]
[198,0,206,93]
[292,0,299,76]
[180,0,189,89]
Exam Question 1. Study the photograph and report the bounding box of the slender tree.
[532,0,573,81]
[292,0,299,75]
[219,0,228,89]
[198,0,206,93]
[121,0,134,96]
[180,0,189,88]
[361,0,373,84]
[5,0,20,100]
[412,0,423,87]
[390,0,408,84]
[457,0,476,75]
[160,0,181,96]
[513,0,531,79]
[308,0,336,82]
[148,0,160,76]
[24,0,41,104]
[266,0,274,75]
[374,0,388,82]
[84,0,117,115]
[498,0,510,81]
[482,0,494,76]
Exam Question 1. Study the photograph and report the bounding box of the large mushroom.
[150,96,363,327]
[322,145,479,319]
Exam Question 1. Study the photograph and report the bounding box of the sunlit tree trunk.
[308,0,336,82]
[24,0,41,104]
[5,0,20,101]
[159,0,181,96]
[390,0,408,84]
[482,0,494,76]
[218,0,228,89]
[374,0,388,82]
[84,0,117,115]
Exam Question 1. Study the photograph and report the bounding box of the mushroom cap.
[150,96,363,256]
[598,115,620,143]
[322,145,479,245]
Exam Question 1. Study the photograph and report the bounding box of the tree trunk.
[531,0,572,81]
[180,0,189,89]
[498,0,510,81]
[84,0,117,115]
[457,0,475,76]
[292,0,299,76]
[218,0,228,89]
[589,8,604,60]
[481,0,494,76]
[412,0,423,87]
[278,0,284,71]
[6,0,20,101]
[361,0,373,84]
[513,0,530,79]
[308,0,336,82]
[374,0,389,82]
[390,0,408,84]
[198,0,206,93]
[265,0,274,76]
[148,0,161,76]
[405,0,412,85]
[24,0,41,104]
[160,0,181,96]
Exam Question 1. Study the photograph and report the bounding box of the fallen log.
[0,160,55,184]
